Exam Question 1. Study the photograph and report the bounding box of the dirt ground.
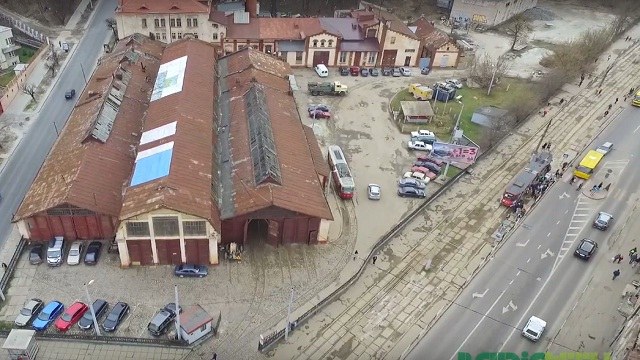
[0,0,81,28]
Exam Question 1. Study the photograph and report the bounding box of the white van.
[314,64,329,78]
[522,316,546,341]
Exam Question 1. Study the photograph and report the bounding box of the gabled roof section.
[119,38,218,222]
[117,0,209,14]
[14,34,165,221]
[216,48,332,220]
[319,17,363,40]
[351,9,418,39]
[410,16,457,49]
[225,18,331,40]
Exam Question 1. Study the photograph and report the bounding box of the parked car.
[339,66,349,76]
[32,301,64,331]
[421,67,430,75]
[593,211,613,230]
[164,302,182,315]
[410,129,437,144]
[574,238,598,260]
[360,67,369,77]
[403,171,430,184]
[398,178,426,190]
[400,67,411,76]
[596,141,613,155]
[349,66,360,76]
[15,298,44,327]
[414,161,441,174]
[78,299,108,330]
[392,68,402,77]
[416,155,445,167]
[432,147,453,158]
[398,186,426,198]
[147,304,178,336]
[308,104,330,112]
[446,79,464,89]
[175,264,209,278]
[84,241,103,265]
[29,244,44,265]
[314,64,329,78]
[309,110,331,119]
[67,241,84,266]
[382,67,393,76]
[64,89,76,100]
[46,236,64,267]
[102,302,130,332]
[369,68,379,76]
[411,166,437,181]
[407,141,432,152]
[367,184,381,200]
[55,301,88,332]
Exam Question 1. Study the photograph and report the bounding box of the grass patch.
[24,99,37,111]
[0,71,14,87]
[445,165,462,178]
[18,47,37,63]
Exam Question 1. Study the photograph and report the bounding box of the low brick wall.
[0,44,49,113]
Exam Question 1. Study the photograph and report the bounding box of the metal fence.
[0,237,26,294]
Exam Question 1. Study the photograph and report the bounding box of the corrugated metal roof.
[14,34,166,221]
[319,18,363,40]
[117,0,209,14]
[217,48,332,220]
[339,38,380,52]
[275,40,305,52]
[119,38,218,222]
[226,18,328,40]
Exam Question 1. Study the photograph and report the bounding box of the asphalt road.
[0,0,116,243]
[407,106,640,359]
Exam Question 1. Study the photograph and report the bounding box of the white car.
[522,316,546,341]
[367,184,381,200]
[314,64,329,77]
[67,241,84,266]
[400,67,411,76]
[408,141,433,152]
[403,171,430,184]
[595,141,613,155]
[446,79,463,89]
[410,129,435,138]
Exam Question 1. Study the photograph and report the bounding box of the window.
[405,49,415,53]
[390,36,396,44]
[177,32,183,39]
[183,221,207,236]
[155,32,160,40]
[280,51,287,58]
[153,217,179,237]
[161,19,166,27]
[328,40,334,47]
[126,222,150,237]
[367,52,376,64]
[170,18,176,27]
[187,18,192,27]
[142,19,147,28]
[213,23,219,29]
[320,40,325,47]
[312,40,318,47]
[339,51,347,63]
[194,33,198,39]
[162,33,167,40]
[265,45,272,53]
[154,19,160,27]
[295,51,303,64]
[193,18,198,27]
[176,18,182,27]
[212,33,218,40]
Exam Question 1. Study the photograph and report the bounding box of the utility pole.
[534,117,553,157]
[175,285,181,341]
[84,280,101,336]
[487,63,499,96]
[285,287,294,340]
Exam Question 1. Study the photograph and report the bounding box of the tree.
[505,14,532,51]
[106,18,118,39]
[21,84,37,102]
[468,54,510,89]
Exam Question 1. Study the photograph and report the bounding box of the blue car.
[32,301,64,331]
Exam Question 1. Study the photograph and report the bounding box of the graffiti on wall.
[471,14,487,24]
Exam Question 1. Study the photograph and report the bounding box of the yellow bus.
[574,150,604,179]
[633,90,640,107]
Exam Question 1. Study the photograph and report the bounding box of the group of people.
[612,248,640,280]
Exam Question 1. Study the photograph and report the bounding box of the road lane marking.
[516,239,530,247]
[540,249,555,259]
[547,232,551,237]
[559,192,570,199]
[526,258,530,263]
[450,289,507,360]
[502,300,518,314]
[556,220,561,225]
[472,289,488,299]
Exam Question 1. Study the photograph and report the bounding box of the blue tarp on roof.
[130,148,173,186]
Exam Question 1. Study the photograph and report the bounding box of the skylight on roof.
[140,121,177,145]
[151,56,187,101]
[130,142,174,186]
[245,84,282,185]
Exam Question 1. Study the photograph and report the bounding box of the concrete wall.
[0,44,48,113]
[431,42,461,68]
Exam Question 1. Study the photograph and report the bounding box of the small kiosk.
[2,329,39,360]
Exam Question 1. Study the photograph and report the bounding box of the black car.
[398,186,426,198]
[382,67,392,76]
[102,302,129,332]
[174,264,209,278]
[398,178,426,190]
[84,241,103,265]
[421,67,431,75]
[308,104,330,113]
[593,212,613,230]
[78,299,108,330]
[147,304,178,336]
[369,68,379,76]
[414,161,441,174]
[64,89,76,99]
[360,67,369,77]
[339,66,349,76]
[574,238,598,260]
[29,244,44,265]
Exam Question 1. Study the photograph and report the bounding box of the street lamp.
[84,280,101,336]
[80,63,87,85]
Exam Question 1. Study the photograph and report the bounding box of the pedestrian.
[559,98,565,105]
[613,269,621,280]
[212,353,217,360]
[604,110,609,117]
[615,97,619,104]
[591,185,598,192]
[58,40,61,47]
[597,182,603,190]
[547,142,551,151]
[618,255,624,264]
[630,247,637,257]
[579,80,583,87]
[581,73,585,81]
[542,142,548,149]
[577,182,583,191]
[570,176,575,184]
[608,104,613,110]
[608,54,611,61]
[547,101,551,107]
[614,254,622,263]
[555,169,560,178]
[372,256,378,264]
[630,253,638,264]
[542,110,547,117]
[624,95,628,102]
[0,263,6,270]
[605,183,611,191]
[353,250,358,261]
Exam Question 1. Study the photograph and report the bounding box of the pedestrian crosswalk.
[555,197,596,266]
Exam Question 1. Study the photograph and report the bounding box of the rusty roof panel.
[14,34,165,221]
[119,39,217,222]
[118,0,209,14]
[302,126,329,178]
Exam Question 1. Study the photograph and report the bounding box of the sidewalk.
[266,24,640,360]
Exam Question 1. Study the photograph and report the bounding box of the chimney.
[246,0,258,18]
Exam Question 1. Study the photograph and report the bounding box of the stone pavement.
[267,25,640,360]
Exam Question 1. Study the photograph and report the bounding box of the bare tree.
[21,84,37,102]
[49,48,60,68]
[0,123,10,150]
[505,14,532,51]
[106,18,118,39]
[483,112,518,149]
[468,54,510,89]
[505,91,541,124]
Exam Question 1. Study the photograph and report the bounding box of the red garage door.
[381,50,397,66]
[127,240,154,265]
[156,239,181,265]
[312,51,330,67]
[185,239,209,265]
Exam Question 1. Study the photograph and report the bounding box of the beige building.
[410,16,461,68]
[0,26,20,70]
[450,0,538,27]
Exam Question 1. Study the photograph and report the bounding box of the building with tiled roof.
[216,48,332,246]
[13,34,165,242]
[410,16,461,69]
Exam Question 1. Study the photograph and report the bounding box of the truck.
[408,83,433,101]
[308,81,348,96]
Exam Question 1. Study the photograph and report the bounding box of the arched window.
[313,40,318,47]
[328,40,334,47]
[320,40,326,47]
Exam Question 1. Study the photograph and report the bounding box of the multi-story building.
[450,0,538,27]
[0,26,21,70]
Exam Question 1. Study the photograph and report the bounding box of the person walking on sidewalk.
[613,269,621,280]
[372,256,377,265]
[630,248,637,258]
[614,254,623,263]
[630,252,638,265]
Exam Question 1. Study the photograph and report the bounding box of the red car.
[349,66,360,76]
[309,109,331,119]
[411,166,437,180]
[416,155,445,167]
[55,301,88,332]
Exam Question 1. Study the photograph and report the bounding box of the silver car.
[367,184,381,200]
[15,298,44,327]
[67,241,84,265]
[595,142,613,155]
